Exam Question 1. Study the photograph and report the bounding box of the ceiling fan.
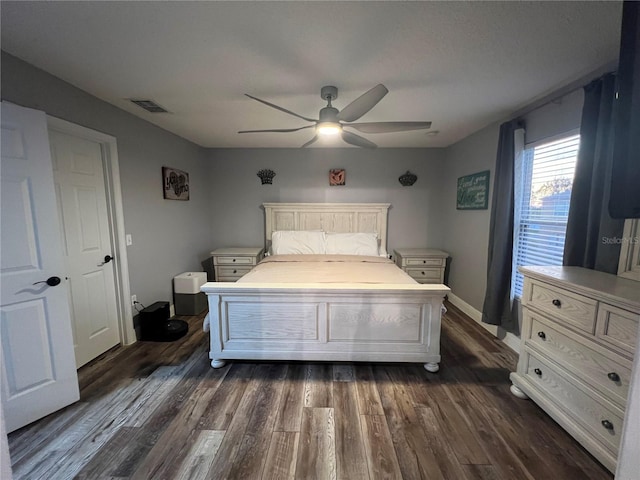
[238,84,432,148]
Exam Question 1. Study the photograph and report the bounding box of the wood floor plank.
[261,431,299,480]
[304,363,333,407]
[174,430,225,480]
[204,363,271,479]
[416,407,477,480]
[333,382,368,480]
[360,414,403,480]
[225,363,288,480]
[333,363,355,382]
[295,407,337,480]
[354,365,385,416]
[373,365,447,480]
[197,362,255,430]
[273,363,305,432]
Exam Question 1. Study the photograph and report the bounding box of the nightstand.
[211,247,264,282]
[394,248,449,284]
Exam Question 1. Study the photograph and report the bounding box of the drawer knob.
[421,271,425,275]
[423,260,426,263]
[607,372,621,382]
[233,270,237,274]
[534,368,542,376]
[601,420,614,431]
[552,299,562,307]
[537,331,546,340]
[232,258,236,262]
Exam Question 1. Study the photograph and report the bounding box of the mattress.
[237,254,416,284]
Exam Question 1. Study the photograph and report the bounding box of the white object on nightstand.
[211,247,264,282]
[510,265,640,473]
[393,248,448,284]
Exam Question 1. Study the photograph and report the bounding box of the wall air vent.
[129,99,169,113]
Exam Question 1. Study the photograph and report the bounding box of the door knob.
[99,255,114,266]
[33,276,62,287]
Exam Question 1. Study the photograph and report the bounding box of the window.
[512,133,580,297]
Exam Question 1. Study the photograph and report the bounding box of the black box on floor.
[139,301,187,341]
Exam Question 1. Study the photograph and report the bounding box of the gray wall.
[1,51,212,308]
[208,148,446,254]
[441,122,500,311]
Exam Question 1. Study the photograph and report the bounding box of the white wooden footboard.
[201,282,450,371]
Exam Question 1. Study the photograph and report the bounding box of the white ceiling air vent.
[129,99,169,113]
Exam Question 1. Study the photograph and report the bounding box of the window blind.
[513,134,580,297]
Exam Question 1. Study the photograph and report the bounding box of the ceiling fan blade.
[238,125,315,134]
[301,135,318,148]
[345,121,432,134]
[245,94,317,123]
[336,84,389,122]
[341,131,377,149]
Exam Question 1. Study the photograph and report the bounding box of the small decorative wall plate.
[257,169,276,184]
[329,169,345,186]
[399,171,418,186]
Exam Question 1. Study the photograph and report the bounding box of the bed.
[201,203,450,371]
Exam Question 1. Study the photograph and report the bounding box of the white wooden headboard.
[263,203,390,252]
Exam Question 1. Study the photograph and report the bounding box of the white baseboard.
[447,292,520,354]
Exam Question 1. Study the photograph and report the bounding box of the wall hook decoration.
[399,171,418,186]
[257,169,276,184]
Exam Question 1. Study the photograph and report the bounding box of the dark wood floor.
[8,302,613,480]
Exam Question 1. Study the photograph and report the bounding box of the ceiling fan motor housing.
[319,106,339,122]
[321,85,338,102]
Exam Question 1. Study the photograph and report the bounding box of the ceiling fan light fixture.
[317,122,342,136]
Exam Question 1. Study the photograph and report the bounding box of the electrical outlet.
[131,294,137,306]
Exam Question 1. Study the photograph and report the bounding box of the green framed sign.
[457,170,490,210]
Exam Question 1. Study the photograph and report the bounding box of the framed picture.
[329,169,345,186]
[163,166,190,200]
[457,170,490,210]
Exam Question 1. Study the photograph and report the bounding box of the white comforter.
[238,254,416,284]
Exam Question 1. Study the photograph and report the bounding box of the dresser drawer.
[526,313,631,406]
[524,352,624,453]
[527,280,597,334]
[215,256,256,265]
[405,267,443,283]
[596,303,639,356]
[404,257,445,267]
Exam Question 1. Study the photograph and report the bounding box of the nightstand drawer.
[217,266,252,278]
[404,257,444,267]
[524,351,624,453]
[527,313,631,406]
[405,268,443,282]
[216,256,256,265]
[526,280,597,334]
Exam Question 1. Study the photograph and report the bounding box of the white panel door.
[49,130,120,368]
[0,102,79,433]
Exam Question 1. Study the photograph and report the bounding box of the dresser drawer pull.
[551,299,562,307]
[607,372,621,382]
[423,260,426,263]
[232,258,236,262]
[421,271,425,275]
[601,420,614,431]
[534,368,542,376]
[233,270,237,274]
[537,331,546,340]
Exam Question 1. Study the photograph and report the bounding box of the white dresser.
[211,247,264,282]
[510,266,640,472]
[393,248,448,284]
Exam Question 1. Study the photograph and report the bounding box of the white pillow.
[271,230,326,255]
[325,232,379,256]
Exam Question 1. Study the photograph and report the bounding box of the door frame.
[47,116,136,346]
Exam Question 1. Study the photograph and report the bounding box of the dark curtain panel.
[482,120,521,327]
[564,73,625,273]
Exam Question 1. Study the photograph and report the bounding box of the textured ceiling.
[1,1,622,148]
